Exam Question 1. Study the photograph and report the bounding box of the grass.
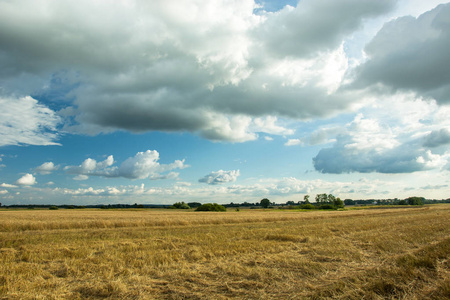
[0,205,449,299]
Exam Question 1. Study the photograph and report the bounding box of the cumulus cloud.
[60,187,125,196]
[307,127,344,145]
[285,139,302,146]
[0,96,60,146]
[2,0,448,151]
[350,3,450,103]
[65,150,188,180]
[199,170,240,185]
[65,155,115,177]
[0,0,402,143]
[423,129,450,148]
[313,95,450,174]
[252,116,294,136]
[1,183,17,188]
[35,162,60,175]
[118,150,187,179]
[16,173,37,186]
[73,175,89,181]
[256,0,396,58]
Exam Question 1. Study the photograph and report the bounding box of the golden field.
[0,205,449,299]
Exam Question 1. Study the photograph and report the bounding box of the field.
[0,205,449,299]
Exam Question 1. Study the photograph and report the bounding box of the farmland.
[0,205,449,299]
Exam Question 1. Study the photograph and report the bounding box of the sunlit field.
[1,205,449,299]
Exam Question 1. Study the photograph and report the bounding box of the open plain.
[0,205,449,299]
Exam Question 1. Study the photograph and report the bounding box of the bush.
[169,202,190,209]
[300,204,315,210]
[195,203,226,212]
[49,206,59,210]
[333,198,344,209]
[318,204,335,210]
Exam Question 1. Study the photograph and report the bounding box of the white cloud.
[0,0,404,142]
[1,183,17,188]
[149,172,180,181]
[285,139,302,146]
[350,3,450,104]
[199,114,295,143]
[16,173,36,186]
[0,96,60,146]
[252,116,294,136]
[35,162,60,175]
[307,127,344,145]
[65,155,116,178]
[313,94,450,174]
[256,0,396,58]
[118,150,187,179]
[73,175,89,181]
[199,170,240,185]
[8,170,450,204]
[65,150,188,180]
[200,114,257,143]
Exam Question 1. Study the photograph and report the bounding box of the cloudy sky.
[1,0,449,205]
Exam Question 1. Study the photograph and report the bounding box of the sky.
[1,0,450,205]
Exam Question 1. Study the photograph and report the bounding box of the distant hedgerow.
[318,204,335,210]
[195,203,226,212]
[300,204,315,210]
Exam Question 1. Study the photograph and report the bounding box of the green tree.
[344,199,355,206]
[333,197,344,208]
[304,195,310,204]
[260,198,271,208]
[406,197,424,206]
[315,193,342,209]
[315,193,328,204]
[187,202,202,208]
[169,202,191,209]
[327,194,336,203]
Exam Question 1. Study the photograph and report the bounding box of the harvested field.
[0,205,449,299]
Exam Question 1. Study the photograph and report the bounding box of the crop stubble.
[0,205,449,299]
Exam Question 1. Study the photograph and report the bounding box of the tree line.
[2,196,448,210]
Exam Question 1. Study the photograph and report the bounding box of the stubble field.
[0,205,449,299]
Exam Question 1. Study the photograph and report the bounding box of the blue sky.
[1,0,450,205]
